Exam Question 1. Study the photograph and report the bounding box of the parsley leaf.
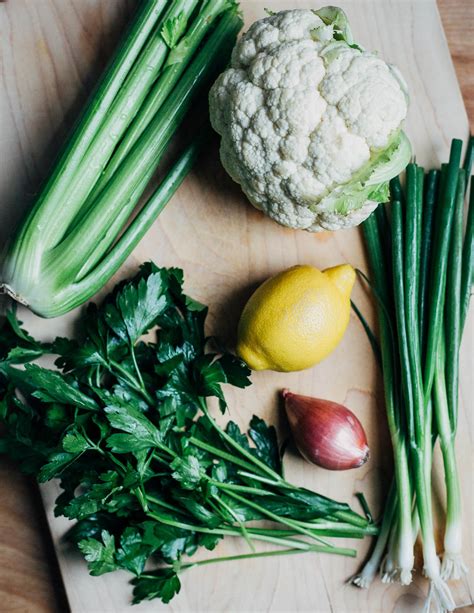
[116,527,150,575]
[25,364,98,410]
[171,454,205,490]
[52,336,107,371]
[132,568,181,604]
[104,270,170,344]
[38,452,78,482]
[218,353,252,388]
[0,308,44,366]
[79,530,118,575]
[248,416,281,473]
[105,403,163,450]
[141,522,197,562]
[62,429,92,454]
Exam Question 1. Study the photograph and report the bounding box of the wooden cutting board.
[1,1,472,611]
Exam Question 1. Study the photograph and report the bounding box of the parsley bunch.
[0,263,375,605]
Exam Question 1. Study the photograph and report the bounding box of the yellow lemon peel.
[236,264,355,372]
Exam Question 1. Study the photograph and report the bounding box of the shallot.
[282,389,369,470]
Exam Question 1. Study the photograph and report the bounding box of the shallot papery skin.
[282,389,370,470]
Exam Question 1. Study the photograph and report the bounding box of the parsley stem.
[217,488,333,547]
[145,494,190,517]
[198,397,286,484]
[332,509,369,528]
[145,510,332,552]
[249,524,377,539]
[237,470,296,489]
[108,359,154,405]
[207,497,231,522]
[189,437,265,474]
[108,454,129,474]
[95,366,101,388]
[208,479,272,497]
[283,519,376,537]
[135,486,149,512]
[178,544,356,570]
[80,429,128,474]
[212,493,256,553]
[129,343,146,392]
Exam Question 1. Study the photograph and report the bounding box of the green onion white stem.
[433,335,466,580]
[351,485,397,588]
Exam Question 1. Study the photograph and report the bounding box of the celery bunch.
[0,0,242,318]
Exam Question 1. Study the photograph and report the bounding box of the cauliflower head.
[209,7,411,232]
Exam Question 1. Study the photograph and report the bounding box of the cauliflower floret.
[249,40,325,90]
[209,8,409,232]
[266,87,327,136]
[321,52,407,148]
[308,107,370,186]
[208,69,247,134]
[232,9,323,67]
[307,200,379,232]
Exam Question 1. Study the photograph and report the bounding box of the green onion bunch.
[352,137,473,610]
[0,0,242,318]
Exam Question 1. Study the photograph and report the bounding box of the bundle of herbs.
[352,137,473,610]
[0,263,376,605]
[0,0,242,318]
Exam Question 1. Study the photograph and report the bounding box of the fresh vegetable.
[352,137,473,610]
[0,0,243,318]
[0,263,376,605]
[236,264,355,371]
[282,390,369,470]
[209,7,411,232]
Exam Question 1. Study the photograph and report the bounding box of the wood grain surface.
[0,1,472,612]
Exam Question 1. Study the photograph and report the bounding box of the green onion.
[396,164,450,600]
[444,170,466,430]
[351,483,397,587]
[423,140,463,402]
[419,170,439,357]
[460,181,474,329]
[355,138,472,608]
[433,336,466,581]
[359,212,414,585]
[433,170,467,581]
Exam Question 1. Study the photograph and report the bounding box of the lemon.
[236,264,355,372]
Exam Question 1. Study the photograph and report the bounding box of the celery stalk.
[21,0,199,250]
[95,0,233,194]
[3,0,168,290]
[1,7,243,317]
[49,11,239,280]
